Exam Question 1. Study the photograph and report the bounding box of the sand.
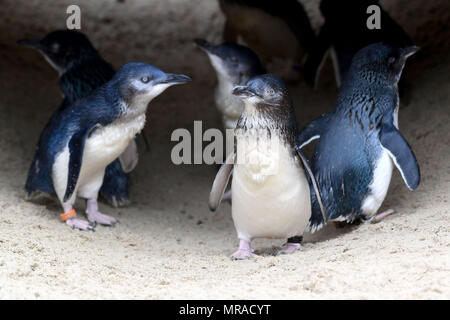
[0,0,449,299]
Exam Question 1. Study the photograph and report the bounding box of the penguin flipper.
[63,124,101,202]
[380,122,420,190]
[296,148,327,230]
[297,113,331,149]
[119,140,139,173]
[208,152,235,212]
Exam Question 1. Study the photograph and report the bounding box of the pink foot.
[231,239,255,260]
[372,209,395,223]
[66,218,95,231]
[86,199,118,226]
[277,242,302,255]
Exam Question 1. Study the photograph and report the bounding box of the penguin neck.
[216,73,240,93]
[118,94,152,122]
[236,100,297,148]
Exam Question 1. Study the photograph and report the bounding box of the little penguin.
[194,39,265,130]
[298,43,420,230]
[209,74,314,259]
[218,0,315,82]
[303,0,413,88]
[19,30,146,207]
[27,62,190,230]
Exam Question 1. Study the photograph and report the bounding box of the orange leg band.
[60,209,76,221]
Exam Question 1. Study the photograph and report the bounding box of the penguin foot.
[231,239,255,260]
[86,199,119,226]
[371,209,395,223]
[87,211,118,226]
[277,242,302,255]
[231,249,255,260]
[66,218,96,231]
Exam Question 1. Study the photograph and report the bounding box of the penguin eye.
[388,56,396,64]
[51,43,60,53]
[141,76,152,83]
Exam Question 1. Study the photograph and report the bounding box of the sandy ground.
[0,0,449,299]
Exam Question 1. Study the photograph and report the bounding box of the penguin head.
[18,30,97,74]
[347,42,419,86]
[112,62,191,112]
[231,74,291,108]
[194,39,265,84]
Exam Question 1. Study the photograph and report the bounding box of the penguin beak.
[17,39,44,51]
[232,86,258,98]
[157,74,192,85]
[194,39,215,54]
[402,46,420,59]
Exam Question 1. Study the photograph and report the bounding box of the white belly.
[361,109,398,217]
[214,83,244,130]
[52,115,145,203]
[361,150,394,217]
[231,136,311,240]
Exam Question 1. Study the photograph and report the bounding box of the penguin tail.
[24,154,55,199]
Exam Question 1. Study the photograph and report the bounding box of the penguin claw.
[66,218,96,231]
[87,211,119,227]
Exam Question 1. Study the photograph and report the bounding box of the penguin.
[303,0,413,88]
[19,30,146,207]
[218,0,315,82]
[194,39,265,130]
[298,43,420,230]
[209,74,314,259]
[27,62,190,230]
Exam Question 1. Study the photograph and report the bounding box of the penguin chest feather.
[52,115,146,202]
[214,77,244,129]
[232,136,311,240]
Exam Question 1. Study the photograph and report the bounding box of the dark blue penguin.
[26,62,190,230]
[298,43,420,230]
[19,30,145,207]
[303,0,413,88]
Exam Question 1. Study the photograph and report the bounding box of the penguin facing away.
[19,30,145,207]
[209,74,314,259]
[194,39,266,130]
[298,43,420,230]
[218,0,315,81]
[303,0,413,88]
[29,62,191,230]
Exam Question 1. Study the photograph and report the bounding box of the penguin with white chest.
[194,39,265,130]
[31,62,191,230]
[209,74,314,259]
[298,43,420,230]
